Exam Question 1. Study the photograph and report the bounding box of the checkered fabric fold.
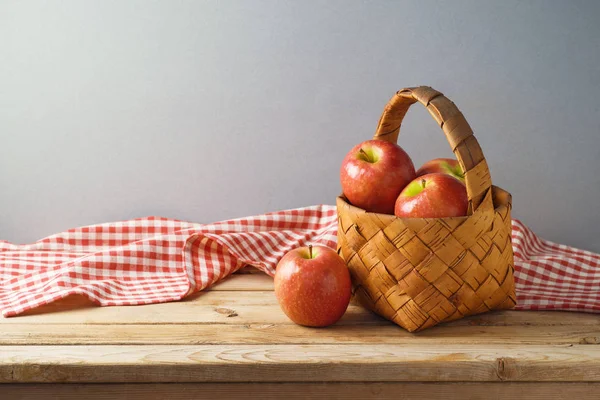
[1,205,598,317]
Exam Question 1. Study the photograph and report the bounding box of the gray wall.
[1,0,599,252]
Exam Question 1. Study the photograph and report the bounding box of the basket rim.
[336,185,511,222]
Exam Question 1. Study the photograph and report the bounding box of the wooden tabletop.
[1,267,599,399]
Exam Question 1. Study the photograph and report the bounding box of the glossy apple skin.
[340,139,416,215]
[416,158,465,183]
[274,246,351,327]
[394,173,468,218]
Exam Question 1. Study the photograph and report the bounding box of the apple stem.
[421,179,426,189]
[359,148,370,162]
[308,244,313,259]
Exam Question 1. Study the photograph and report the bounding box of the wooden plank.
[1,298,385,326]
[1,344,599,383]
[234,266,267,274]
[2,382,600,399]
[208,273,274,291]
[445,310,600,327]
[1,320,598,345]
[3,290,597,327]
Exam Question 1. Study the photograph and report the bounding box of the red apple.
[340,139,416,214]
[394,173,468,218]
[416,158,465,183]
[274,245,351,327]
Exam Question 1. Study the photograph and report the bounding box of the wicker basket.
[336,86,516,332]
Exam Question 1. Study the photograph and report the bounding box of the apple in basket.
[340,139,416,214]
[416,157,465,183]
[395,173,468,218]
[274,245,351,327]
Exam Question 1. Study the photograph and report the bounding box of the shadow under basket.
[336,86,517,332]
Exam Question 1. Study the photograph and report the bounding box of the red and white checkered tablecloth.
[1,205,599,317]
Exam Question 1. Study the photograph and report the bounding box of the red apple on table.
[274,245,351,327]
[340,139,416,214]
[416,158,465,183]
[394,173,468,218]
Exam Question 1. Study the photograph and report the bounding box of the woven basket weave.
[337,86,516,332]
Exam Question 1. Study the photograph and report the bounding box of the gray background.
[1,0,599,252]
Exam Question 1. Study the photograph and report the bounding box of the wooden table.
[1,268,599,399]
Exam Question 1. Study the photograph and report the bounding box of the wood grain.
[3,382,600,400]
[1,273,598,391]
[208,273,274,291]
[2,319,598,345]
[1,344,599,383]
[6,290,596,328]
[1,293,385,326]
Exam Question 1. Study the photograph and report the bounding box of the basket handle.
[374,86,493,214]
